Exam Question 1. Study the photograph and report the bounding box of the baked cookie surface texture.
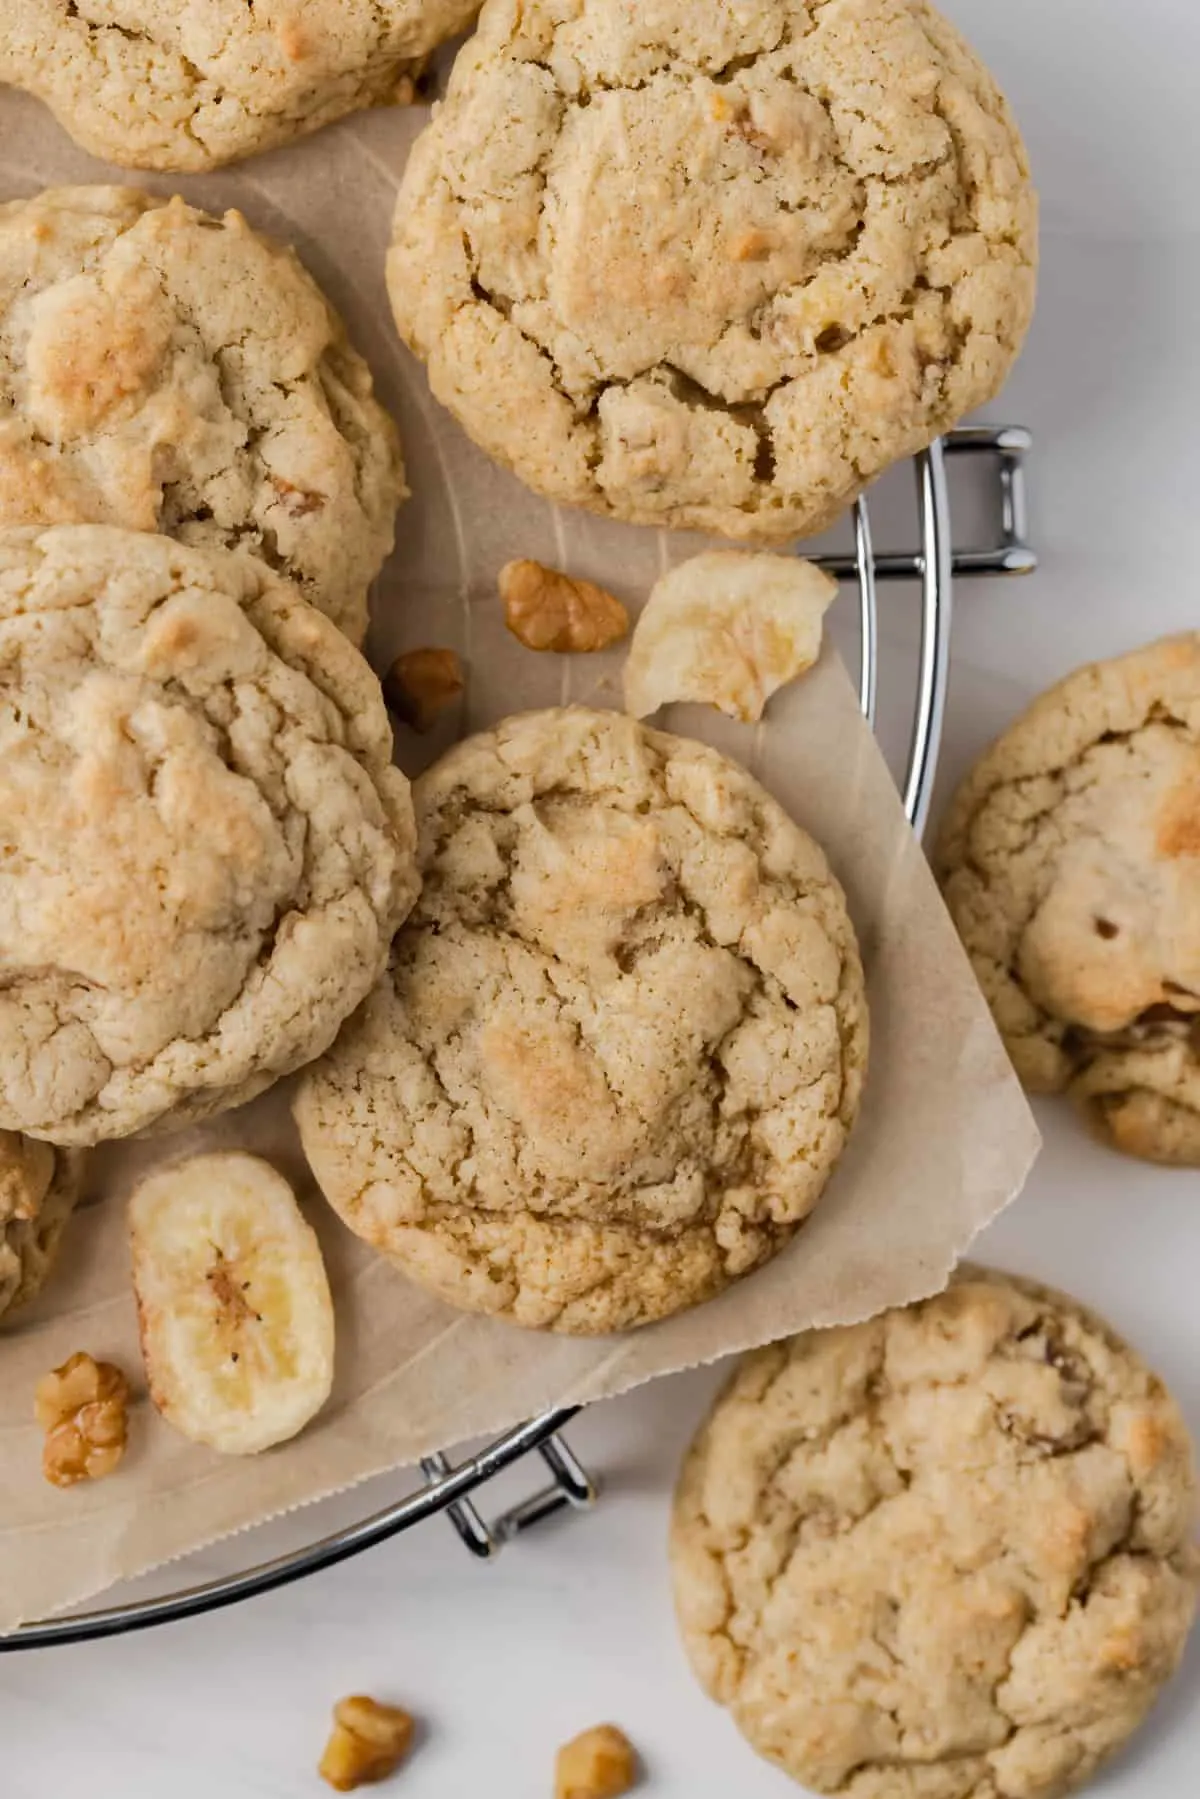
[388,0,1037,537]
[0,525,419,1146]
[937,635,1200,1165]
[671,1269,1199,1799]
[0,1,481,172]
[295,707,867,1334]
[0,187,404,645]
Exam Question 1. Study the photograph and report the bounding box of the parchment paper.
[0,86,1040,1632]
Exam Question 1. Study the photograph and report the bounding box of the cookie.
[0,187,404,645]
[936,635,1200,1165]
[0,2,480,172]
[0,524,419,1146]
[671,1268,1199,1799]
[295,707,867,1335]
[388,0,1036,540]
[0,1131,82,1321]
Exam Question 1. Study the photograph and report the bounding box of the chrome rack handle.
[4,1408,596,1650]
[420,1431,595,1559]
[813,425,1038,584]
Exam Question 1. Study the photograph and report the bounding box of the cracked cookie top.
[0,0,480,171]
[937,635,1200,1166]
[0,525,419,1145]
[0,1131,82,1321]
[294,706,867,1335]
[388,0,1036,539]
[0,187,404,645]
[671,1268,1199,1799]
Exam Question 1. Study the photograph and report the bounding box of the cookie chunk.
[0,1131,81,1321]
[0,2,479,172]
[937,635,1200,1165]
[0,187,404,644]
[0,525,419,1145]
[388,0,1036,539]
[295,707,867,1335]
[671,1269,1199,1799]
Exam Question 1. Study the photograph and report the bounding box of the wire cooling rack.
[5,423,1035,1652]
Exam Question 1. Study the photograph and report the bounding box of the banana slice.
[622,550,836,723]
[128,1152,334,1456]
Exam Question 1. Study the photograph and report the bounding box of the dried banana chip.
[129,1152,334,1456]
[623,550,835,723]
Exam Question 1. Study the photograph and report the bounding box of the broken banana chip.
[128,1152,334,1456]
[623,550,836,723]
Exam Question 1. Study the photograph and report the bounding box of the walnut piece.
[319,1696,416,1791]
[623,550,836,723]
[269,475,325,517]
[500,559,629,654]
[381,648,465,733]
[35,1351,131,1489]
[555,1725,639,1799]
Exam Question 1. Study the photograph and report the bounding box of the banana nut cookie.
[0,525,419,1146]
[937,636,1200,1166]
[388,0,1037,539]
[671,1269,1200,1799]
[295,707,867,1334]
[0,1131,82,1321]
[0,187,404,645]
[0,1,480,172]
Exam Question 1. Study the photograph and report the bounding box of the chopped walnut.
[500,559,629,654]
[382,648,465,733]
[274,18,309,62]
[555,1725,639,1799]
[623,549,836,723]
[319,1696,416,1791]
[740,86,829,158]
[35,1352,131,1489]
[270,476,325,517]
[730,228,775,262]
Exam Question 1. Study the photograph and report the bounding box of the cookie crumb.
[391,58,434,107]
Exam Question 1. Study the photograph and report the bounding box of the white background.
[3,2,1200,1793]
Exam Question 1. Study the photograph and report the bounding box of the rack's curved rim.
[4,1407,586,1650]
[4,426,1034,1653]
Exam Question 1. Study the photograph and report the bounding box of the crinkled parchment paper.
[0,88,1039,1631]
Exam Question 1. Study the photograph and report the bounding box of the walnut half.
[35,1351,131,1489]
[319,1696,416,1791]
[555,1724,640,1799]
[500,559,629,653]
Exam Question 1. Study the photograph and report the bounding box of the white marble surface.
[4,2,1200,1793]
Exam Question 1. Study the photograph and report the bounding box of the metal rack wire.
[4,424,1036,1653]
